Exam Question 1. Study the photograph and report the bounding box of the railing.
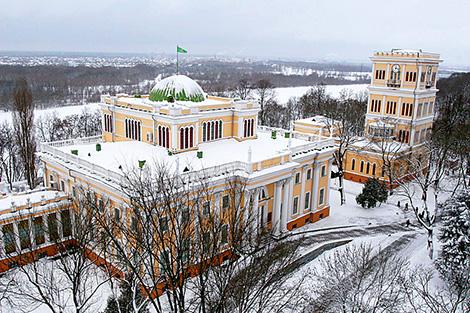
[40,141,123,183]
[45,136,102,148]
[386,79,401,88]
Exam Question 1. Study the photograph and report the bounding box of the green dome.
[149,75,206,102]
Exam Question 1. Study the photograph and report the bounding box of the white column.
[311,162,321,211]
[300,166,307,213]
[417,65,422,89]
[273,181,283,236]
[195,123,200,146]
[237,116,243,139]
[13,222,21,253]
[171,124,178,150]
[252,189,260,234]
[281,178,291,233]
[326,159,333,208]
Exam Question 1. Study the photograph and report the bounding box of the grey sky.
[1,0,469,66]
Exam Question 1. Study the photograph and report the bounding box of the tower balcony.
[386,79,401,88]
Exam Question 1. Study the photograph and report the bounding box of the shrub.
[356,178,388,208]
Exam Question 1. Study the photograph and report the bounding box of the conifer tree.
[356,178,388,208]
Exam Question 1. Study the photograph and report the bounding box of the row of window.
[244,118,255,137]
[125,119,141,141]
[202,120,223,142]
[2,210,72,255]
[415,128,432,144]
[104,114,113,133]
[292,188,325,215]
[351,159,378,176]
[416,102,434,118]
[179,126,194,150]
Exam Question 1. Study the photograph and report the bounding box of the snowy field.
[274,84,367,104]
[0,103,100,125]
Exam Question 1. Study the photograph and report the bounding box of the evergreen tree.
[356,178,388,208]
[104,274,148,313]
[437,191,470,282]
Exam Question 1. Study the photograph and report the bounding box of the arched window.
[180,128,184,149]
[189,127,194,148]
[210,121,215,140]
[250,118,254,137]
[244,120,247,137]
[366,162,370,174]
[372,163,376,176]
[214,121,219,140]
[184,127,189,148]
[360,161,364,173]
[202,122,206,142]
[219,120,223,138]
[351,159,356,171]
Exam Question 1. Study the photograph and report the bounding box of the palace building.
[0,74,335,275]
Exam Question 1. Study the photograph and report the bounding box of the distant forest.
[0,58,370,110]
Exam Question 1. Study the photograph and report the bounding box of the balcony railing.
[386,79,401,88]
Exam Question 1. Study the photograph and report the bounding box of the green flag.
[177,46,187,53]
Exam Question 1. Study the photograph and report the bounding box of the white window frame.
[305,192,310,210]
[319,188,325,206]
[293,196,299,215]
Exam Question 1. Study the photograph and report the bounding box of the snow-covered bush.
[356,178,388,208]
[437,191,470,281]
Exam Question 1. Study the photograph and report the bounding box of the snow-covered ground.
[0,103,100,125]
[274,84,367,104]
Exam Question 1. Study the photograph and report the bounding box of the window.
[34,217,45,245]
[158,125,170,148]
[72,186,76,198]
[295,172,301,184]
[181,238,190,263]
[386,101,397,115]
[113,208,121,224]
[98,198,104,213]
[243,118,255,138]
[61,210,72,237]
[130,216,138,233]
[179,126,194,150]
[293,197,299,215]
[321,165,326,177]
[159,217,169,233]
[305,192,310,210]
[221,224,229,244]
[398,130,410,143]
[49,174,55,189]
[222,195,230,209]
[159,250,170,274]
[125,119,141,141]
[372,163,376,176]
[47,213,59,242]
[351,159,356,171]
[370,99,382,113]
[203,201,211,216]
[146,132,153,142]
[2,224,16,254]
[202,232,211,250]
[366,162,370,174]
[203,120,223,142]
[18,220,31,250]
[401,102,413,117]
[306,169,312,180]
[104,114,113,132]
[360,161,364,173]
[60,180,65,192]
[181,206,190,224]
[375,69,385,80]
[319,188,325,206]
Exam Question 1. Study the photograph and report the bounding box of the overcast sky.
[1,0,469,66]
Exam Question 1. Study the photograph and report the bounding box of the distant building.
[293,115,341,139]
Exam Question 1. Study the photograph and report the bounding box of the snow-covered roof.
[295,115,337,127]
[0,189,68,217]
[149,75,206,102]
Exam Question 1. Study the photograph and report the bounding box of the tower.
[344,49,442,186]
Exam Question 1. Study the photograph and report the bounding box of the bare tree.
[0,122,22,189]
[6,197,111,313]
[12,78,36,189]
[231,79,252,100]
[402,266,470,313]
[254,79,276,125]
[305,243,408,313]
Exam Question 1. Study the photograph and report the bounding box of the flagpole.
[176,45,179,75]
